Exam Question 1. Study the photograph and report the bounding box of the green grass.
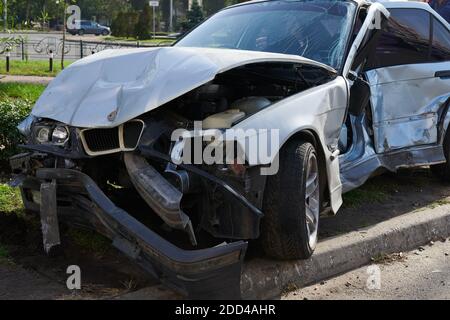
[342,173,408,209]
[343,187,387,208]
[0,60,72,77]
[68,229,111,255]
[0,245,8,259]
[428,198,450,209]
[0,83,46,103]
[0,184,24,214]
[343,178,394,209]
[0,244,10,264]
[104,36,174,45]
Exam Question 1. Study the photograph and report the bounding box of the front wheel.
[261,139,321,260]
[431,128,450,181]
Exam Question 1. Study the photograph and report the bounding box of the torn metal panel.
[40,180,61,255]
[339,114,446,193]
[124,152,198,246]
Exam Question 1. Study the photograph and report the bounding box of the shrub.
[111,11,139,38]
[0,99,33,165]
[135,6,153,40]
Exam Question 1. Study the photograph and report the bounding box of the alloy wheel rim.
[305,152,320,249]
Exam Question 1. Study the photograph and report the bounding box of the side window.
[367,8,431,70]
[431,17,450,61]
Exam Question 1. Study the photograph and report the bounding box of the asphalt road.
[0,31,109,43]
[283,238,450,300]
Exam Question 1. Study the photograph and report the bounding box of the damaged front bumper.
[15,166,247,299]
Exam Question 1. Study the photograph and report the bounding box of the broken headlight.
[36,127,52,144]
[51,126,69,144]
[32,123,70,146]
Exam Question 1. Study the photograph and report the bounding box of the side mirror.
[348,77,370,116]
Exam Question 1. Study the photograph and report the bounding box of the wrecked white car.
[9,0,450,298]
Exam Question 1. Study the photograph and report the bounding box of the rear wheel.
[78,29,85,36]
[261,139,320,260]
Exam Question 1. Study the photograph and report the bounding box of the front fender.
[230,76,348,213]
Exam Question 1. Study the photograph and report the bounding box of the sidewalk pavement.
[283,237,450,300]
[0,75,54,85]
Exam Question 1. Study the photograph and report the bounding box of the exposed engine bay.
[168,62,333,124]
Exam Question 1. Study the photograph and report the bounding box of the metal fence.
[0,36,174,61]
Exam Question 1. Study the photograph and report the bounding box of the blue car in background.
[68,20,111,36]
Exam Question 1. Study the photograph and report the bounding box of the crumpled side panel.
[367,62,450,153]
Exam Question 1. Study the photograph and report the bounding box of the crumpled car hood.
[32,46,335,128]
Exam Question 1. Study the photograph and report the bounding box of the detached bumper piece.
[35,168,247,299]
[124,153,198,246]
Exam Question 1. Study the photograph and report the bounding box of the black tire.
[431,128,450,181]
[78,29,85,36]
[102,30,109,36]
[261,139,320,260]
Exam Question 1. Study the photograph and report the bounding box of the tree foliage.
[111,11,139,38]
[2,0,231,32]
[180,0,204,32]
[2,0,131,29]
[134,5,153,40]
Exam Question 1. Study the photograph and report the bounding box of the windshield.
[176,0,357,70]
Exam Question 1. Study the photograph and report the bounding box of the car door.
[90,22,98,34]
[80,21,89,32]
[364,7,450,153]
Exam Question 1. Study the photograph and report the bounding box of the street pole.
[61,1,66,70]
[153,6,156,38]
[3,0,7,31]
[169,0,173,32]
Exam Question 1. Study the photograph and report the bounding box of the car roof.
[229,0,369,8]
[228,0,449,28]
[375,0,450,29]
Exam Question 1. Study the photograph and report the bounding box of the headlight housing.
[35,127,51,144]
[51,126,69,144]
[32,123,70,146]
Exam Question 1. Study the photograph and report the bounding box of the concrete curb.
[241,204,450,299]
[116,204,450,300]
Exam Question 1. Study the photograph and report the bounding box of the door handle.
[435,70,450,79]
